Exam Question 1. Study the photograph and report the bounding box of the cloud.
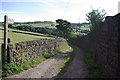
[1,10,23,14]
[0,10,2,13]
[1,0,68,2]
[0,11,24,22]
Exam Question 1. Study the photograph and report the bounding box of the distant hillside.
[71,22,90,28]
[12,21,57,28]
[79,23,90,26]
[14,21,55,25]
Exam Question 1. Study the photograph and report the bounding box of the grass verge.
[57,46,77,77]
[57,41,70,53]
[81,47,103,78]
[2,56,45,77]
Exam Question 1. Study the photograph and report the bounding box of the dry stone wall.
[7,38,65,65]
[69,13,120,78]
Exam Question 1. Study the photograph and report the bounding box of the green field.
[30,23,54,27]
[79,24,91,36]
[0,27,53,44]
[13,22,57,28]
[80,25,90,31]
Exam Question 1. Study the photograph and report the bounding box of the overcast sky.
[0,0,120,23]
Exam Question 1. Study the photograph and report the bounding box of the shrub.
[2,63,23,76]
[21,64,31,70]
[42,50,58,59]
[11,25,57,36]
[2,56,45,77]
[42,52,52,59]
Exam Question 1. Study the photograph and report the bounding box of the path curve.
[6,47,89,78]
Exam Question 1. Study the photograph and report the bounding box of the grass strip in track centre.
[57,46,77,77]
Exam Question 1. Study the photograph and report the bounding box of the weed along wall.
[6,38,64,65]
[69,13,120,78]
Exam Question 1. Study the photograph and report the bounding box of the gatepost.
[2,15,8,65]
[2,15,14,65]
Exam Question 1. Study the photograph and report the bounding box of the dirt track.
[61,47,89,78]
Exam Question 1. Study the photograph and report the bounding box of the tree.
[55,19,73,38]
[86,9,106,31]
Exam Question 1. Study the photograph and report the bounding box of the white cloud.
[1,0,68,2]
[0,10,2,12]
[1,10,23,14]
[0,10,23,22]
[117,1,120,11]
[63,4,91,22]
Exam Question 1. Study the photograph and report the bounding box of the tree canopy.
[86,9,106,31]
[55,19,73,38]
